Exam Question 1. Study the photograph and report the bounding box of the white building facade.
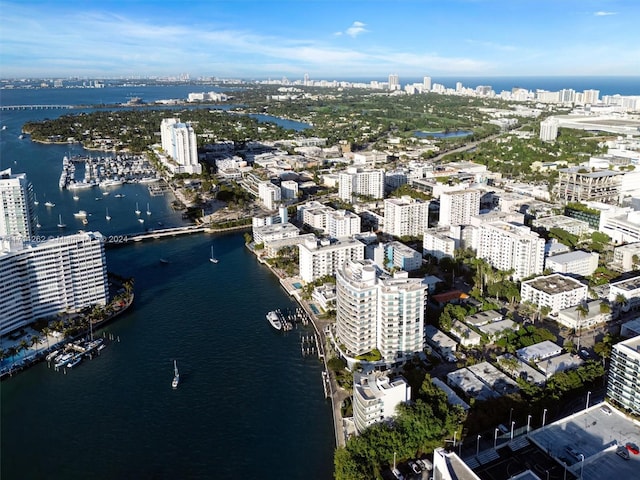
[520,274,588,314]
[0,169,38,239]
[607,336,640,415]
[298,237,364,283]
[258,181,282,210]
[159,118,202,174]
[383,196,430,238]
[353,372,410,434]
[0,232,108,335]
[438,189,481,227]
[338,168,385,201]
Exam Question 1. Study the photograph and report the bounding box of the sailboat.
[33,194,39,206]
[146,203,151,216]
[135,202,141,215]
[73,194,79,201]
[172,360,180,389]
[57,214,66,228]
[209,245,219,264]
[105,208,111,221]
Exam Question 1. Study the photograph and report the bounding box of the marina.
[58,154,158,190]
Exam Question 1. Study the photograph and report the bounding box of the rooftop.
[610,275,640,292]
[522,274,586,295]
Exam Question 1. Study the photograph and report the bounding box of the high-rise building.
[326,210,361,239]
[423,76,432,91]
[0,168,38,239]
[383,196,430,238]
[607,336,640,415]
[258,181,281,210]
[338,168,385,201]
[388,74,400,91]
[539,118,559,141]
[0,232,108,335]
[583,89,600,105]
[476,221,545,280]
[335,259,426,362]
[438,189,480,227]
[160,118,202,174]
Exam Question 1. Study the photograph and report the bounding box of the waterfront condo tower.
[160,118,202,175]
[0,168,38,239]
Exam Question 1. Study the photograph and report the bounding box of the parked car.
[408,461,421,475]
[625,442,639,455]
[600,405,612,416]
[617,445,630,460]
[498,424,509,434]
[579,349,590,359]
[417,458,433,471]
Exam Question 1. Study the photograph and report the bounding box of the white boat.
[57,214,66,228]
[146,203,151,215]
[54,353,73,369]
[99,179,124,188]
[138,218,144,224]
[209,245,219,264]
[73,195,79,201]
[172,360,180,389]
[33,194,39,206]
[73,210,87,218]
[266,311,283,331]
[159,258,169,264]
[105,208,111,221]
[46,349,60,362]
[114,194,126,198]
[135,202,141,215]
[82,218,89,225]
[67,356,82,368]
[44,201,55,208]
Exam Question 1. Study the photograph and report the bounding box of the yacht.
[44,201,55,208]
[73,210,87,218]
[209,245,219,264]
[57,214,66,228]
[105,208,111,221]
[138,218,144,224]
[135,202,141,215]
[73,195,79,201]
[172,360,180,389]
[266,311,283,331]
[33,194,39,206]
[146,203,151,215]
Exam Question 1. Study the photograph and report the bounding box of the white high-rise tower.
[160,118,202,174]
[0,168,38,239]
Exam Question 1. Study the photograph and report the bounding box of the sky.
[1,0,639,79]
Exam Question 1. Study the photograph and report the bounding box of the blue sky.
[1,0,639,79]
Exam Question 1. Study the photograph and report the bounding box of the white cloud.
[594,11,617,16]
[345,21,368,38]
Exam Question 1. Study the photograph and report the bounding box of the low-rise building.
[612,242,640,271]
[463,310,503,328]
[496,354,547,385]
[556,299,612,331]
[385,241,422,272]
[516,340,563,363]
[520,274,588,313]
[467,362,519,396]
[447,367,499,401]
[449,320,482,347]
[477,318,518,341]
[425,325,458,359]
[352,372,410,434]
[298,237,364,283]
[252,222,300,245]
[536,353,584,378]
[532,215,591,236]
[544,250,599,277]
[609,276,640,311]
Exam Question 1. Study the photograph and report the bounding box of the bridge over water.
[105,225,207,245]
[0,105,75,111]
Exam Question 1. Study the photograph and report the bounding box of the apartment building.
[438,189,481,227]
[383,196,430,238]
[607,336,640,415]
[0,168,38,239]
[0,232,108,335]
[352,372,410,434]
[476,221,545,280]
[544,250,599,277]
[298,237,364,283]
[520,274,588,314]
[159,118,201,174]
[338,168,385,201]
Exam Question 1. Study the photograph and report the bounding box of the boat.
[66,356,82,368]
[57,214,66,228]
[172,360,180,389]
[266,311,283,331]
[159,258,170,264]
[82,218,89,225]
[73,210,87,218]
[102,191,110,196]
[19,134,24,140]
[46,350,60,362]
[44,201,55,208]
[138,218,144,224]
[209,245,219,264]
[105,208,111,221]
[54,352,73,369]
[114,194,126,198]
[135,202,141,215]
[146,203,151,215]
[33,194,39,206]
[73,195,79,201]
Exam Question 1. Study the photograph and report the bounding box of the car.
[417,458,433,471]
[498,424,509,434]
[579,349,590,359]
[625,442,639,455]
[408,461,421,475]
[617,445,631,460]
[600,405,612,416]
[391,467,405,480]
[565,446,582,459]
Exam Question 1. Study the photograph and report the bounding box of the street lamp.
[586,391,591,410]
[476,434,481,456]
[527,414,532,433]
[542,408,547,428]
[510,421,516,440]
[494,428,499,449]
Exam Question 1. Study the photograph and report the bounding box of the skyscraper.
[335,259,426,362]
[423,76,432,91]
[388,74,400,91]
[160,118,202,174]
[0,168,38,239]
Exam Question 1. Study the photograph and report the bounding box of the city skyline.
[2,0,639,79]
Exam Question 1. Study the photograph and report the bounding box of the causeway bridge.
[105,225,207,245]
[0,105,75,111]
